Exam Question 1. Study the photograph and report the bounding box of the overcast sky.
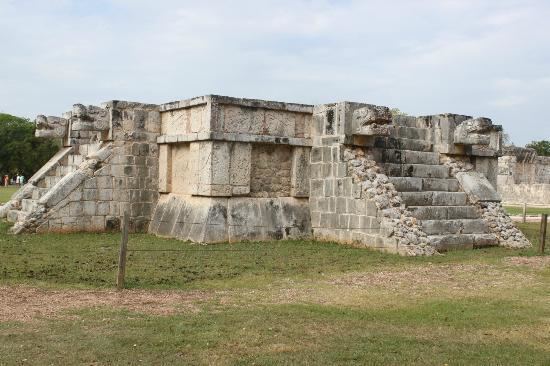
[0,0,548,145]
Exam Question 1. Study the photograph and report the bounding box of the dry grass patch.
[0,285,211,322]
[504,255,550,269]
[327,263,537,293]
[207,261,546,313]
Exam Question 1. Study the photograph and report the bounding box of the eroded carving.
[352,105,392,136]
[35,115,69,139]
[454,117,501,146]
[71,104,110,131]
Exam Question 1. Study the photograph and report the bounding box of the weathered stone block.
[446,206,480,220]
[389,177,423,192]
[322,163,332,177]
[266,111,295,136]
[432,192,467,206]
[95,202,109,216]
[291,147,310,197]
[222,105,263,135]
[422,178,460,192]
[98,189,113,201]
[321,147,332,163]
[310,211,321,227]
[311,147,323,163]
[310,180,324,197]
[352,105,392,133]
[83,201,96,216]
[158,144,172,193]
[456,171,501,203]
[324,179,334,197]
[398,164,450,179]
[211,142,231,185]
[336,197,347,214]
[230,142,251,194]
[366,200,377,217]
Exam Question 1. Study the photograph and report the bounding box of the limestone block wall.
[76,101,161,232]
[498,147,550,204]
[307,100,529,254]
[150,95,314,242]
[309,143,386,248]
[5,101,161,234]
[250,144,292,198]
[498,184,550,205]
[308,103,432,255]
[159,141,253,197]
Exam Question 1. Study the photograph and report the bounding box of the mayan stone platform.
[150,96,313,242]
[0,95,531,255]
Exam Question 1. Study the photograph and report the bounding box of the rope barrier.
[1,245,370,256]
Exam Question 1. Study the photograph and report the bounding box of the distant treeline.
[526,140,550,157]
[0,113,59,179]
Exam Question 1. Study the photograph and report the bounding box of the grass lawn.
[504,205,550,216]
[1,221,549,365]
[0,186,18,204]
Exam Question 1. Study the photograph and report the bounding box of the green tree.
[526,140,550,156]
[390,108,407,117]
[0,113,60,179]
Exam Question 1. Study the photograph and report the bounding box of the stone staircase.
[374,120,498,251]
[6,150,83,224]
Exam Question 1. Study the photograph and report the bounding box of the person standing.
[3,175,8,187]
[15,174,20,186]
[20,175,25,185]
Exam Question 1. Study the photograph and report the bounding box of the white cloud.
[490,96,528,108]
[0,0,549,144]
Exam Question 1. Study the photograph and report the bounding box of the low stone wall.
[498,147,550,205]
[498,183,550,205]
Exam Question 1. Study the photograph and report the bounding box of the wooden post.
[117,211,129,290]
[540,214,547,255]
[522,203,527,223]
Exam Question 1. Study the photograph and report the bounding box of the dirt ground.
[2,256,547,323]
[504,255,550,268]
[0,286,211,322]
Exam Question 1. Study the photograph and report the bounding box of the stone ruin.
[0,95,531,255]
[498,146,550,205]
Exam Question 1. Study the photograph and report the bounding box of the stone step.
[373,137,432,152]
[382,149,440,165]
[384,163,450,179]
[399,192,468,206]
[428,233,498,252]
[389,177,460,192]
[421,219,490,235]
[7,209,29,223]
[408,205,480,220]
[394,126,430,141]
[392,115,418,128]
[31,188,50,200]
[396,138,432,152]
[423,178,461,192]
[21,198,39,212]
